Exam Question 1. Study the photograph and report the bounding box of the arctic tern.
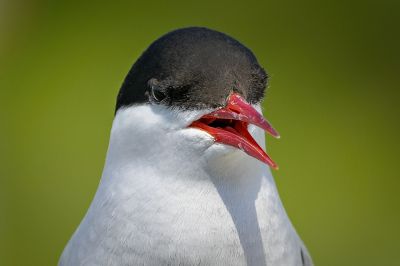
[59,27,313,266]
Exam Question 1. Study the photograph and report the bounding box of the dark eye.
[151,86,166,102]
[148,78,166,102]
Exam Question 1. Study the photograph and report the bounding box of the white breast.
[59,105,312,266]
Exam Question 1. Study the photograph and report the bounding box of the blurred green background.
[1,0,399,265]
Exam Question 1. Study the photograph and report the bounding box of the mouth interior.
[207,118,243,132]
[192,117,257,146]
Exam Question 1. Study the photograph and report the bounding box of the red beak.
[189,93,279,169]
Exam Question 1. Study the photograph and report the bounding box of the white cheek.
[175,128,215,150]
[203,143,237,162]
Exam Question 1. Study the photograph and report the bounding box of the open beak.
[189,93,279,169]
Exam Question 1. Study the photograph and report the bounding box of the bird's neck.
[100,105,281,230]
[95,127,289,265]
[71,107,299,265]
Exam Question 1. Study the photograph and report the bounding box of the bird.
[59,27,313,266]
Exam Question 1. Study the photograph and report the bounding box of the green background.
[1,0,399,265]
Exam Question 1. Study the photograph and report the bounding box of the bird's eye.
[151,86,166,102]
[148,78,166,102]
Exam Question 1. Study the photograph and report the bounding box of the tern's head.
[112,27,279,170]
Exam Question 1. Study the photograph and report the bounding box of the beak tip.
[261,157,279,170]
[269,163,279,170]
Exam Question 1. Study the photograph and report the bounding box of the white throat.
[59,104,311,266]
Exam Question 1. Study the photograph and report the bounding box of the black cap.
[116,27,268,112]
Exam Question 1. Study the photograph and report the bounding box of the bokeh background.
[1,0,399,265]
